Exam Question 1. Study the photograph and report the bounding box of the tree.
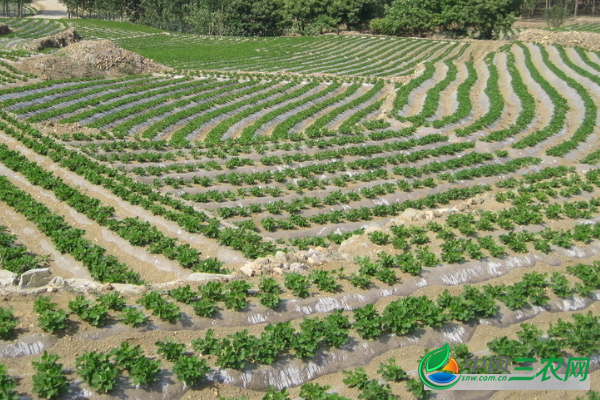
[228,0,288,36]
[460,0,523,39]
[544,0,568,26]
[371,0,441,36]
[372,0,522,38]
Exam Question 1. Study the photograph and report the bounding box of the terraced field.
[0,18,66,48]
[0,18,600,400]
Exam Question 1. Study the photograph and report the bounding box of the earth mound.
[22,27,81,51]
[58,40,170,73]
[17,39,171,79]
[517,28,600,52]
[0,23,12,35]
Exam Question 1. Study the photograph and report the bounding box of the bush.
[545,1,568,28]
[377,358,408,382]
[156,338,186,362]
[120,307,148,327]
[0,307,17,340]
[0,364,18,400]
[75,351,119,394]
[32,352,69,400]
[173,356,210,386]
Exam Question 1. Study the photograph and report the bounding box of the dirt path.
[30,0,68,19]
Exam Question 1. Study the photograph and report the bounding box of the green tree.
[372,0,522,38]
[228,0,288,36]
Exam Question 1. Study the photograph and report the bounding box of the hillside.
[0,17,599,400]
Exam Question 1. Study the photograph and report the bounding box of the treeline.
[59,0,389,35]
[0,0,33,17]
[59,0,599,37]
[371,0,523,39]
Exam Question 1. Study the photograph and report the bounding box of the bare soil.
[18,40,171,80]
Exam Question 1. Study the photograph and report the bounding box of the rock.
[363,226,382,235]
[48,276,66,287]
[339,235,366,250]
[110,284,147,295]
[433,207,458,217]
[517,28,600,52]
[19,268,52,288]
[0,270,17,287]
[186,273,231,282]
[289,263,308,273]
[64,278,105,292]
[307,257,320,266]
[422,211,434,220]
[240,265,256,277]
[275,251,288,263]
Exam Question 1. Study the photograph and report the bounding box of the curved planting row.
[0,110,277,259]
[0,225,46,274]
[113,31,467,78]
[0,175,141,284]
[0,141,224,275]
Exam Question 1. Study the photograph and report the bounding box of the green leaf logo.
[425,343,450,373]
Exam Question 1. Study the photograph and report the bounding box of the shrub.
[173,356,210,386]
[32,352,69,400]
[0,307,17,340]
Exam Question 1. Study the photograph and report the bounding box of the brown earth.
[22,27,80,51]
[0,23,12,35]
[517,28,600,52]
[18,39,171,80]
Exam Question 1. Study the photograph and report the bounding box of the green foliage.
[545,0,568,28]
[342,368,369,389]
[193,298,218,317]
[549,272,572,298]
[156,338,186,362]
[406,377,431,399]
[38,309,68,334]
[33,296,57,314]
[262,386,290,400]
[310,270,340,293]
[377,358,408,382]
[97,292,127,311]
[173,355,210,386]
[32,352,69,400]
[372,0,520,38]
[198,281,224,301]
[192,329,221,356]
[34,297,68,333]
[69,296,109,327]
[120,307,149,327]
[128,356,161,386]
[0,307,17,340]
[0,364,18,400]
[300,382,350,400]
[258,276,282,309]
[169,285,198,304]
[75,351,119,394]
[353,304,383,340]
[137,292,182,323]
[109,342,160,386]
[548,311,600,356]
[284,273,311,298]
[368,231,390,245]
